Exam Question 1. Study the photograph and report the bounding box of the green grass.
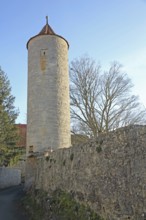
[22,189,104,220]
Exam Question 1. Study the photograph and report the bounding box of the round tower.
[26,18,71,155]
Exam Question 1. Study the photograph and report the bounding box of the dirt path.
[0,185,29,220]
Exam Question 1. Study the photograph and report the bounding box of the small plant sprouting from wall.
[63,159,66,166]
[45,156,50,162]
[96,146,102,153]
[45,156,56,163]
[50,158,53,163]
[96,139,103,153]
[70,153,74,161]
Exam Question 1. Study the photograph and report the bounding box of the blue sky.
[0,0,146,123]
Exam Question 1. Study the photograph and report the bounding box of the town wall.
[31,125,146,220]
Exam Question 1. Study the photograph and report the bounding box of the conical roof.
[39,21,55,35]
[26,17,69,49]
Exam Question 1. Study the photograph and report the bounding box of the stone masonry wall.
[33,125,146,220]
[0,167,21,188]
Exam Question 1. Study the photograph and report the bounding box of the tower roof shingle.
[39,23,55,35]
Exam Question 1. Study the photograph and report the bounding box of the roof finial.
[46,16,48,25]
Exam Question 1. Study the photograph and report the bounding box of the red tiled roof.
[17,124,27,128]
[39,23,55,35]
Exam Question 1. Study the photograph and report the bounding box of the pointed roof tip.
[39,17,56,35]
[39,23,55,35]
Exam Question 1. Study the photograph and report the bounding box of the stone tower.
[26,18,71,155]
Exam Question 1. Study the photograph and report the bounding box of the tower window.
[40,49,48,57]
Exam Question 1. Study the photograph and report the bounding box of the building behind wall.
[16,124,27,148]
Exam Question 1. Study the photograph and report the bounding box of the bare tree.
[70,56,146,137]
